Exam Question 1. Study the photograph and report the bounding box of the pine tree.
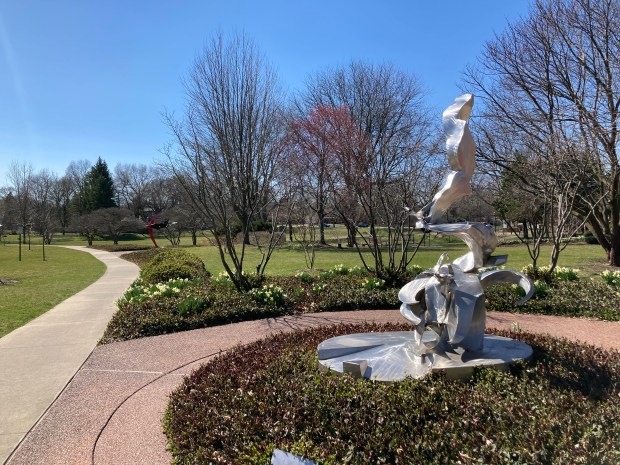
[82,158,117,213]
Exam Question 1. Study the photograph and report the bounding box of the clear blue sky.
[0,0,531,185]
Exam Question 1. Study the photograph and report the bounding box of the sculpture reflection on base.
[318,94,535,382]
[318,332,533,382]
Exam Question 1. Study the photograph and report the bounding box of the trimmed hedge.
[101,285,284,343]
[165,323,620,464]
[486,280,620,321]
[101,274,399,343]
[140,249,208,285]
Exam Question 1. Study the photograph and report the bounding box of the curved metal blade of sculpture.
[416,93,476,226]
[400,94,535,355]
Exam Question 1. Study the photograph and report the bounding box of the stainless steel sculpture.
[318,94,535,381]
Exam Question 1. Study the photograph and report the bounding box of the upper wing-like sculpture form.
[417,94,476,225]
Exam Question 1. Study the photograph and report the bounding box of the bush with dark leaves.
[486,280,620,321]
[165,323,620,464]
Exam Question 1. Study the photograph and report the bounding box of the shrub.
[584,230,599,244]
[103,274,400,343]
[101,285,287,343]
[140,249,208,285]
[165,323,620,464]
[120,248,162,267]
[486,280,620,321]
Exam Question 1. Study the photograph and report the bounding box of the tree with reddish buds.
[298,62,437,282]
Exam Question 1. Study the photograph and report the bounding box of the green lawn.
[0,245,106,338]
[184,241,609,277]
[0,229,610,340]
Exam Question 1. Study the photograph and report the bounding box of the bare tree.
[286,106,337,245]
[300,63,436,281]
[114,163,157,219]
[145,169,178,215]
[52,174,74,234]
[7,161,34,243]
[66,159,92,216]
[70,212,99,246]
[163,32,287,290]
[465,0,620,265]
[30,169,57,245]
[92,207,142,245]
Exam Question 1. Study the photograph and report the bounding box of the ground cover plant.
[0,245,106,337]
[164,322,620,464]
[104,247,620,343]
[101,262,403,343]
[486,266,620,321]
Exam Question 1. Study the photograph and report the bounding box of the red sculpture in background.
[146,217,169,248]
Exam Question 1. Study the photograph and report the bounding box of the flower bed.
[104,250,620,344]
[165,322,620,464]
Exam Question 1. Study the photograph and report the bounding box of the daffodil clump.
[362,277,386,291]
[311,283,327,294]
[553,266,580,281]
[295,271,313,283]
[211,271,234,286]
[600,270,620,289]
[249,284,286,307]
[319,264,363,280]
[520,264,579,283]
[331,264,349,275]
[117,277,197,306]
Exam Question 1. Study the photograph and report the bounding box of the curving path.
[5,307,620,465]
[0,247,139,464]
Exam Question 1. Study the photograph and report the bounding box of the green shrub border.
[106,250,620,344]
[165,322,620,464]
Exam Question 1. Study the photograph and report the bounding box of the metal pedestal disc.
[317,331,532,382]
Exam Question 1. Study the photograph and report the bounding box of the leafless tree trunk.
[162,32,286,290]
[7,161,34,244]
[114,163,157,220]
[65,159,91,216]
[465,0,620,265]
[52,174,74,234]
[31,169,57,245]
[300,62,436,281]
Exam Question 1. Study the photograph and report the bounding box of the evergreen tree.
[82,158,117,212]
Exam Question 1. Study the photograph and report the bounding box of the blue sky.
[0,1,531,185]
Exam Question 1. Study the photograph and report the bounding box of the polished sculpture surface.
[318,94,535,382]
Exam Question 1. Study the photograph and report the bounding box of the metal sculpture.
[146,216,169,248]
[318,94,535,381]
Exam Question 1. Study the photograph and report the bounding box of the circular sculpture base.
[317,331,532,382]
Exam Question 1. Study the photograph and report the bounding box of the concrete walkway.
[0,247,139,464]
[5,308,620,465]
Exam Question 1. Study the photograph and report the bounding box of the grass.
[182,242,609,278]
[2,227,609,277]
[0,245,106,338]
[0,227,610,340]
